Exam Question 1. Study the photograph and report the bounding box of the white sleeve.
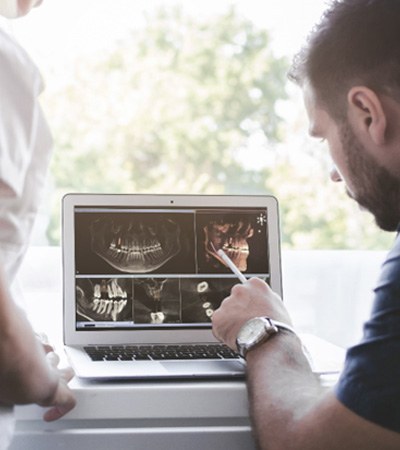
[0,405,15,450]
[0,29,53,281]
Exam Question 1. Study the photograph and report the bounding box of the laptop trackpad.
[161,360,245,377]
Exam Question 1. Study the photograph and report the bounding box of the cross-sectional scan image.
[196,211,269,274]
[76,278,132,322]
[75,212,195,275]
[133,277,181,324]
[181,278,238,323]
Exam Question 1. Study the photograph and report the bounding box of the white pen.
[216,248,247,284]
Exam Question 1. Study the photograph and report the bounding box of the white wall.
[282,250,387,347]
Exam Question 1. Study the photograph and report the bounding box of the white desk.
[10,335,342,450]
[9,248,344,450]
[12,379,254,450]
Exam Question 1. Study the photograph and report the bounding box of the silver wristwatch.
[236,317,296,359]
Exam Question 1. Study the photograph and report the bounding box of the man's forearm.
[246,332,325,450]
[245,332,400,450]
[212,280,400,450]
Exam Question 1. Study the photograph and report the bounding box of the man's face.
[303,82,400,232]
[0,0,42,18]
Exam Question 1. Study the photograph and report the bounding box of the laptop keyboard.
[84,344,241,362]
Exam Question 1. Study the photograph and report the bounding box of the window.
[9,0,395,347]
[11,0,395,250]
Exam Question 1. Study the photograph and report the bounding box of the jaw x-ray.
[74,208,269,328]
[75,212,195,275]
[90,216,182,273]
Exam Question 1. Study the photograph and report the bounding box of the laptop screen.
[73,205,271,331]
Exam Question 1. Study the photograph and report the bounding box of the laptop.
[62,193,282,379]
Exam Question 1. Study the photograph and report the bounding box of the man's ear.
[347,86,387,145]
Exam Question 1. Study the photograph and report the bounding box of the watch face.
[237,318,266,344]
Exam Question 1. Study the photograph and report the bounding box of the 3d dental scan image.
[196,211,269,274]
[76,278,132,323]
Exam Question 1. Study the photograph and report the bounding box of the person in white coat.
[0,0,52,280]
[0,2,76,449]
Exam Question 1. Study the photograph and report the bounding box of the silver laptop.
[62,193,282,379]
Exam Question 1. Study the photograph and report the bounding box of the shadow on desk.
[11,378,256,450]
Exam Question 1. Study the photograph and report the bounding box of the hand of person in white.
[0,0,42,18]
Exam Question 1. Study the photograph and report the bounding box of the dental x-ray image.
[133,277,181,324]
[76,277,132,322]
[181,278,239,323]
[73,206,271,330]
[76,275,269,327]
[74,211,195,275]
[196,211,270,274]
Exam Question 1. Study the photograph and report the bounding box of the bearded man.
[213,1,400,448]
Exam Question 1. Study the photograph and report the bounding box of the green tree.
[45,5,288,243]
[43,3,395,249]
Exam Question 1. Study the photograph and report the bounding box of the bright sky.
[1,0,329,171]
[0,0,335,240]
[6,0,328,71]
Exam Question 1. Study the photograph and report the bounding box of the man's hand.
[212,277,292,350]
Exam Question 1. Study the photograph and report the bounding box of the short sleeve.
[0,29,52,280]
[0,405,15,450]
[0,28,44,194]
[335,236,400,433]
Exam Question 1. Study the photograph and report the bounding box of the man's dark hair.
[288,0,400,119]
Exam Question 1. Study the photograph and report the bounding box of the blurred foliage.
[43,4,395,249]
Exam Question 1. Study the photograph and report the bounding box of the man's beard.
[339,122,400,232]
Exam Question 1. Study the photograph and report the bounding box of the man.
[212,1,400,449]
[0,1,76,448]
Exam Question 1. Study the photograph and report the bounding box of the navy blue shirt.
[335,234,400,433]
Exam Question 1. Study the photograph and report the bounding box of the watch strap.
[267,319,296,335]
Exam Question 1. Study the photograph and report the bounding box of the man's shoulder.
[334,233,400,434]
[388,231,400,256]
[374,233,400,289]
